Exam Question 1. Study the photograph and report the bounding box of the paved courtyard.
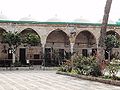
[0,70,119,90]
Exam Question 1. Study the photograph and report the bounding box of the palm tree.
[99,0,113,60]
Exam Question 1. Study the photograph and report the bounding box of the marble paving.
[0,70,119,90]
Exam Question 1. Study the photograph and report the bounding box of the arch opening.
[105,31,120,59]
[45,29,71,66]
[106,31,120,39]
[0,28,8,60]
[74,30,97,57]
[18,28,42,65]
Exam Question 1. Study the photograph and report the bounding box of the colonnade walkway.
[0,70,119,90]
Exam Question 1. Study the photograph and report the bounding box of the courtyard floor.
[0,70,119,90]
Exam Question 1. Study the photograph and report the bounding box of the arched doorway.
[105,31,120,59]
[19,28,42,65]
[45,29,70,66]
[74,30,97,57]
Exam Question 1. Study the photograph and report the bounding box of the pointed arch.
[0,27,7,33]
[0,27,7,42]
[20,28,41,44]
[75,30,97,48]
[0,27,8,59]
[45,29,71,65]
[74,30,97,54]
[46,29,70,48]
[18,28,43,65]
[106,30,120,39]
[20,28,40,37]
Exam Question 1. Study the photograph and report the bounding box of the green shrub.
[103,75,120,80]
[107,58,120,79]
[90,63,102,77]
[72,55,102,77]
[103,75,111,79]
[58,60,72,72]
[13,60,21,67]
[58,53,102,77]
[70,69,78,74]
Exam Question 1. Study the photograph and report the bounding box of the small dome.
[116,19,120,25]
[98,19,115,24]
[74,17,90,23]
[46,15,61,22]
[0,12,8,20]
[19,15,36,21]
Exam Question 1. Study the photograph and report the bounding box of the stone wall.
[0,22,120,61]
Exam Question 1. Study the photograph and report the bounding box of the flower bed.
[56,71,120,86]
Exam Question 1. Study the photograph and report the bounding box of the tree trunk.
[12,45,16,64]
[99,0,113,60]
[12,52,15,63]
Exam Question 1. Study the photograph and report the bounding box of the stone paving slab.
[0,70,119,90]
[0,66,59,71]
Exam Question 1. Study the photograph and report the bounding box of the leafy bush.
[58,53,102,77]
[103,75,120,80]
[105,35,120,50]
[2,31,21,47]
[22,33,40,46]
[90,62,102,77]
[13,60,21,67]
[72,54,102,77]
[58,60,72,72]
[107,58,120,79]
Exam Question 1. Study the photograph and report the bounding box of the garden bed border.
[56,71,120,86]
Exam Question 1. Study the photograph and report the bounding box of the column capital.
[70,42,75,45]
[69,37,75,44]
[41,42,46,47]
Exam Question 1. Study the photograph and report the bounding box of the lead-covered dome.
[98,19,115,24]
[73,17,90,23]
[116,19,120,25]
[0,12,8,20]
[46,15,61,22]
[19,15,36,21]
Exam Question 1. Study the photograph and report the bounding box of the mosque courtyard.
[0,70,119,90]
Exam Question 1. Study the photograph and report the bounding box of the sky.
[0,0,120,23]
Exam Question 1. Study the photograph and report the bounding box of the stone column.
[70,42,75,69]
[40,34,47,69]
[70,43,74,54]
[42,44,45,55]
[11,45,16,64]
[42,43,46,69]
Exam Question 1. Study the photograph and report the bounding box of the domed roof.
[46,15,61,22]
[19,15,36,21]
[116,19,120,25]
[98,19,115,24]
[0,12,8,20]
[74,17,90,23]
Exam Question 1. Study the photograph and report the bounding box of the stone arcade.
[0,20,120,65]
